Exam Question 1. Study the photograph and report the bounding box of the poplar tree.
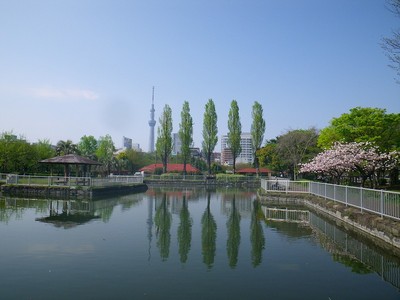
[178,101,193,175]
[251,101,266,176]
[156,104,173,173]
[202,99,218,175]
[227,100,242,174]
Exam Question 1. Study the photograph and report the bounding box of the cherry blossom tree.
[300,142,399,187]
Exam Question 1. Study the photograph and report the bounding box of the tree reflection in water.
[250,200,265,267]
[226,193,241,268]
[178,195,192,263]
[201,192,217,269]
[154,193,172,261]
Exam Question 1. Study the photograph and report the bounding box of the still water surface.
[0,187,399,299]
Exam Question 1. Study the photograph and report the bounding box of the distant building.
[172,133,182,155]
[132,143,142,152]
[221,133,253,166]
[122,136,132,149]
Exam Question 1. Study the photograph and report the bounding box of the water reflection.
[155,193,172,261]
[178,194,192,263]
[1,189,400,295]
[201,192,217,269]
[226,194,241,268]
[250,200,265,267]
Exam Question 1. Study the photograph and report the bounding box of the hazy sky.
[0,0,399,152]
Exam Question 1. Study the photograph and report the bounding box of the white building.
[221,132,253,166]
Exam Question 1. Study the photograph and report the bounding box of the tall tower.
[148,86,156,152]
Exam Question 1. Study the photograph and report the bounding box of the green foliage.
[276,128,320,179]
[251,101,266,175]
[56,140,79,156]
[318,107,400,151]
[202,99,218,175]
[178,101,193,175]
[96,135,115,175]
[78,135,98,159]
[0,132,54,174]
[227,100,242,174]
[215,173,245,182]
[156,104,173,173]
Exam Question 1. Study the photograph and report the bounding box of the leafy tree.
[382,0,400,83]
[276,128,319,180]
[156,104,173,174]
[202,99,218,175]
[78,135,98,160]
[34,139,56,174]
[257,140,286,174]
[0,132,37,174]
[96,134,115,175]
[251,101,266,176]
[227,100,242,174]
[56,140,79,156]
[318,107,400,152]
[178,101,193,175]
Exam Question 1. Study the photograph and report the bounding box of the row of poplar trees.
[155,99,265,176]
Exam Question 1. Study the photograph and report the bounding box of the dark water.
[0,187,399,300]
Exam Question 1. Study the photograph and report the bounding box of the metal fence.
[261,179,400,221]
[0,173,143,187]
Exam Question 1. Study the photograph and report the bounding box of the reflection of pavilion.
[35,200,99,229]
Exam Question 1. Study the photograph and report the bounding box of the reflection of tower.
[148,87,156,152]
[147,194,154,262]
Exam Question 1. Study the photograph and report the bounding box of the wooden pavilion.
[40,154,101,177]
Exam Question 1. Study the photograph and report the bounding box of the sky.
[0,0,399,152]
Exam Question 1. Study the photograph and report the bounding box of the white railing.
[0,173,143,187]
[261,179,400,221]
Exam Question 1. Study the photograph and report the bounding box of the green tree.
[202,99,218,175]
[276,128,319,180]
[318,107,400,151]
[96,135,115,175]
[257,139,287,175]
[56,140,79,156]
[227,100,242,174]
[251,101,266,176]
[34,139,56,174]
[0,132,38,174]
[156,104,173,174]
[78,135,98,160]
[178,101,193,175]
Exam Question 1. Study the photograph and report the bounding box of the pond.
[0,187,399,299]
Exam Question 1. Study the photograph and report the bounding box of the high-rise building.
[172,133,182,155]
[122,136,133,149]
[221,132,253,166]
[148,87,156,152]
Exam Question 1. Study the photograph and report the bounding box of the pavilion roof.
[40,154,101,165]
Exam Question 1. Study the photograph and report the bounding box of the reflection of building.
[221,133,253,166]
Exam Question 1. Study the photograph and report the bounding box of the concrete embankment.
[0,183,148,199]
[257,191,400,254]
